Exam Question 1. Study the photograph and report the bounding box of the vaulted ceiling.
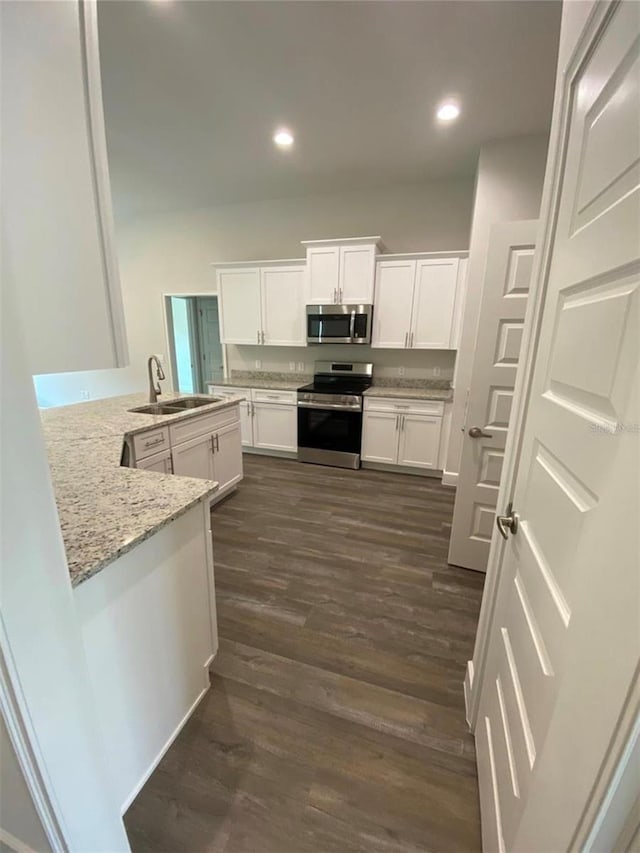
[98,0,562,220]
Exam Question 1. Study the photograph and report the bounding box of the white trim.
[375,250,469,261]
[465,0,611,730]
[0,638,66,852]
[210,257,305,268]
[0,827,37,853]
[441,470,458,487]
[361,461,442,479]
[463,660,474,728]
[80,0,128,368]
[162,292,226,392]
[301,235,385,250]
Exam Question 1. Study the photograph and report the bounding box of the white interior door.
[448,221,537,571]
[371,260,415,348]
[475,5,640,851]
[260,265,306,346]
[410,258,459,348]
[217,268,261,344]
[196,297,223,385]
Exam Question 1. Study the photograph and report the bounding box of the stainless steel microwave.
[306,304,373,345]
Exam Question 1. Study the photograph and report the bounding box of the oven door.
[298,404,363,459]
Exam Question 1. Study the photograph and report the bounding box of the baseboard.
[120,676,212,815]
[242,447,297,460]
[361,461,443,479]
[464,660,475,729]
[442,470,458,487]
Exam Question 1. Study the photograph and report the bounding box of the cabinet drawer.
[209,385,247,399]
[132,426,170,461]
[251,388,296,405]
[169,405,239,446]
[364,397,444,416]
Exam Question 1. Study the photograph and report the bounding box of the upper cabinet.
[302,237,384,305]
[216,261,306,347]
[2,0,129,375]
[372,254,466,350]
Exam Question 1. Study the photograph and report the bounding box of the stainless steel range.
[297,361,373,469]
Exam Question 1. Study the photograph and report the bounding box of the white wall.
[34,178,474,406]
[445,134,549,477]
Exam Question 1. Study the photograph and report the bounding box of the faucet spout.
[147,355,165,404]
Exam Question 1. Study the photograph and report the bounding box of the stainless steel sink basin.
[128,403,183,415]
[169,396,221,409]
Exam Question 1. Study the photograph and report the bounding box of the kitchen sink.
[129,403,183,415]
[169,396,221,408]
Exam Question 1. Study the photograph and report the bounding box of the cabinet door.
[3,0,128,375]
[306,247,340,304]
[339,245,376,303]
[397,415,441,470]
[136,449,172,474]
[217,268,261,344]
[212,421,243,493]
[361,411,399,464]
[261,266,306,346]
[371,260,415,348]
[253,404,297,452]
[239,399,254,446]
[410,258,459,349]
[171,433,214,480]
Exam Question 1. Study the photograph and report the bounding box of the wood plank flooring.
[124,455,485,852]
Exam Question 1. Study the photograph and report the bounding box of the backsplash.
[226,344,456,381]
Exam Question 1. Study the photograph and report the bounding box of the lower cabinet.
[252,403,297,452]
[212,421,243,492]
[136,448,173,474]
[171,432,215,480]
[362,398,443,471]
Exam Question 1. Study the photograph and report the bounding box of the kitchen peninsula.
[40,391,243,813]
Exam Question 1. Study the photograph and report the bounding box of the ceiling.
[97,0,562,220]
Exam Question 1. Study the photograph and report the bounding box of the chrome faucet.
[147,355,165,403]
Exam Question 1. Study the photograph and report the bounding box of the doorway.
[165,295,224,393]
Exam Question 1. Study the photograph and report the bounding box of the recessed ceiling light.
[437,101,460,122]
[273,128,294,148]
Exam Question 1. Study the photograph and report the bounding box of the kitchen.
[4,1,639,852]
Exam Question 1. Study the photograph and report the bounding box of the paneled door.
[371,260,415,348]
[217,268,261,344]
[196,297,223,385]
[410,258,459,348]
[338,244,376,303]
[260,265,305,346]
[448,220,537,571]
[475,4,639,851]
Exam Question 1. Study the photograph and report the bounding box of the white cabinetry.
[216,262,305,346]
[210,386,297,453]
[2,0,128,375]
[212,421,243,493]
[372,254,465,350]
[136,448,173,474]
[302,237,382,304]
[362,397,443,471]
[172,433,214,480]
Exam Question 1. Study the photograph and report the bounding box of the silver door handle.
[468,426,493,438]
[496,503,519,539]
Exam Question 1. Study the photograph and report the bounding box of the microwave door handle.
[349,310,356,341]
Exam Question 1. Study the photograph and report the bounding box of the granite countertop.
[40,391,245,588]
[364,380,453,402]
[207,371,311,392]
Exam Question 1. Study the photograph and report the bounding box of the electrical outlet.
[289,361,296,371]
[80,390,91,401]
[297,362,305,372]
[398,367,405,377]
[255,359,262,369]
[433,367,441,377]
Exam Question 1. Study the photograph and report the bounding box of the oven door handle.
[297,401,362,412]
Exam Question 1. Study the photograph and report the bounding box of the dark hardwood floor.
[125,455,485,852]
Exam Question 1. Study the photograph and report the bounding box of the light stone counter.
[364,380,453,402]
[40,392,244,587]
[209,370,311,392]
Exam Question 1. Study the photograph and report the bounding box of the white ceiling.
[97,0,562,220]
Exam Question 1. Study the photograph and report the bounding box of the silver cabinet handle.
[257,330,260,344]
[395,415,399,432]
[404,332,408,347]
[215,433,220,452]
[410,331,414,347]
[401,415,405,432]
[210,434,215,454]
[394,404,410,409]
[468,426,493,439]
[246,401,251,416]
[144,435,165,448]
[496,503,519,540]
[261,330,265,344]
[333,287,337,303]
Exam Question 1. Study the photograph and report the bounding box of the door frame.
[467,0,638,845]
[162,292,227,393]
